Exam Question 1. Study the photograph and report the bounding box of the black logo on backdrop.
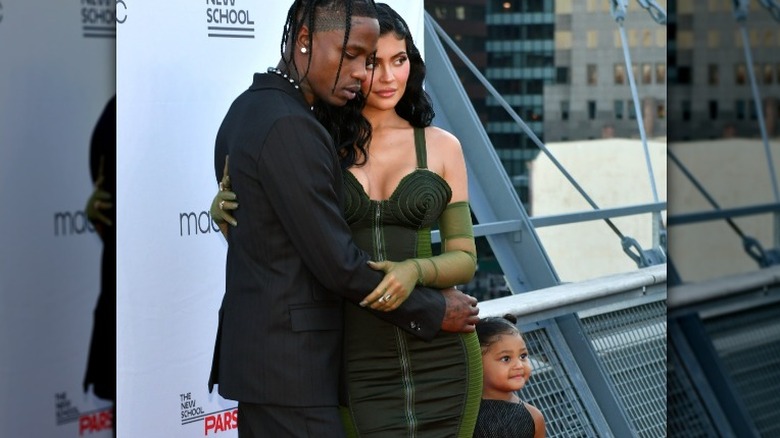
[55,392,113,435]
[179,391,238,435]
[116,0,127,24]
[180,210,221,236]
[54,210,97,236]
[81,0,116,38]
[206,0,254,39]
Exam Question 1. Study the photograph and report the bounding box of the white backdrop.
[116,1,422,436]
[0,0,115,437]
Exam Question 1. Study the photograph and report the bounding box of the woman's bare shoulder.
[424,126,462,152]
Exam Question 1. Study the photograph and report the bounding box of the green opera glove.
[211,155,238,226]
[85,186,113,227]
[364,259,420,311]
[414,201,478,287]
[363,202,478,312]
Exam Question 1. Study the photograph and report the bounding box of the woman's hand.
[361,260,420,311]
[210,155,238,227]
[85,156,113,239]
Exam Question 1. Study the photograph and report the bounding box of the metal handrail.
[668,265,780,325]
[480,264,666,325]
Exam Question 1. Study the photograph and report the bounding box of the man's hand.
[440,287,479,333]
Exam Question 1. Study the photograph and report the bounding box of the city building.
[427,0,668,202]
[668,0,780,141]
[544,0,667,142]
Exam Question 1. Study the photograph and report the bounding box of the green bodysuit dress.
[341,128,482,437]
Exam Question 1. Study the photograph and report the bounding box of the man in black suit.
[209,1,479,436]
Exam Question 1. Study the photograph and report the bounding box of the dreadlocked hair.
[315,98,372,170]
[280,0,378,95]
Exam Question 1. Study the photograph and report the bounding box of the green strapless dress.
[340,128,482,437]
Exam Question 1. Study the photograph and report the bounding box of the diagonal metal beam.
[423,13,559,293]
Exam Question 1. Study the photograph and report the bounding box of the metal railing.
[423,4,669,435]
[669,266,780,437]
[482,265,667,438]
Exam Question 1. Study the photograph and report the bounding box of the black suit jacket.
[209,73,446,406]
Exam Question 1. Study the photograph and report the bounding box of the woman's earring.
[300,46,308,54]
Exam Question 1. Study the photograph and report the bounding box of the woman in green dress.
[331,4,482,436]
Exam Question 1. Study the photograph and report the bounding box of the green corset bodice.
[342,128,452,260]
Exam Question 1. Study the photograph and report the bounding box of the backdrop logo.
[55,392,113,435]
[179,391,238,435]
[180,210,221,236]
[54,210,97,236]
[116,0,127,24]
[81,0,116,38]
[206,0,254,39]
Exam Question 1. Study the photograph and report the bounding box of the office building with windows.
[543,0,667,142]
[668,0,780,140]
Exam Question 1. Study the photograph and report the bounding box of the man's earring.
[300,46,308,54]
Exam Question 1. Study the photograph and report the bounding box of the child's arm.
[525,402,546,438]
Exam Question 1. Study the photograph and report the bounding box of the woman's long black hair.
[377,3,434,129]
[325,2,436,169]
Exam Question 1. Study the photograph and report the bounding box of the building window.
[628,102,637,120]
[628,29,638,47]
[709,100,719,120]
[495,0,518,12]
[656,63,666,83]
[527,80,543,94]
[587,100,597,120]
[736,100,746,120]
[555,31,573,49]
[708,30,720,48]
[560,101,570,121]
[614,100,624,119]
[736,63,747,85]
[642,63,653,84]
[750,99,757,120]
[657,103,666,119]
[708,64,719,86]
[678,66,692,85]
[587,64,598,85]
[642,29,653,47]
[763,30,775,46]
[528,107,543,121]
[764,64,774,84]
[656,28,666,47]
[525,24,554,40]
[682,100,691,121]
[587,30,598,48]
[614,64,626,84]
[556,66,570,84]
